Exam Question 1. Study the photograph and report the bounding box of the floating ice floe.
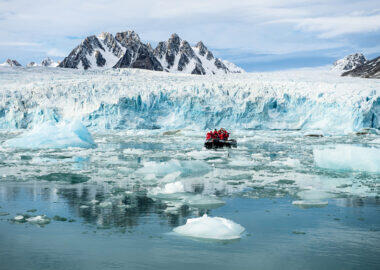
[3,120,96,149]
[150,181,185,195]
[292,200,328,208]
[314,145,380,173]
[13,215,24,221]
[136,160,210,179]
[26,215,51,225]
[173,214,245,240]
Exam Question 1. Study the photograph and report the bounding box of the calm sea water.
[0,129,379,270]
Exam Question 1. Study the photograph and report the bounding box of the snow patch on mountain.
[332,53,366,72]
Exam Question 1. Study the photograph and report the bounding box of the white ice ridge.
[3,120,96,149]
[314,145,380,173]
[173,214,245,240]
[0,67,379,133]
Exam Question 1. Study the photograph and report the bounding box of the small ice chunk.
[3,120,96,149]
[292,200,328,208]
[173,214,245,240]
[80,205,89,209]
[314,145,380,173]
[26,215,50,225]
[90,200,99,204]
[99,201,112,208]
[14,215,24,221]
[150,181,185,195]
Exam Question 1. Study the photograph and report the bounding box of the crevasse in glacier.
[0,67,378,134]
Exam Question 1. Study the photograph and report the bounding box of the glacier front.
[0,66,378,134]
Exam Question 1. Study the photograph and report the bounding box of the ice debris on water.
[314,145,380,173]
[173,214,245,240]
[292,200,328,208]
[26,215,51,225]
[3,120,96,149]
[150,181,185,195]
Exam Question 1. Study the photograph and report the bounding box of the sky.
[0,0,379,71]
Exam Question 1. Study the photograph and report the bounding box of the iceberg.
[173,214,245,240]
[3,120,96,149]
[314,145,380,173]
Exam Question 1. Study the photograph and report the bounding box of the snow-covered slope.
[332,53,366,72]
[0,59,22,67]
[59,31,244,74]
[0,67,378,133]
[222,60,245,73]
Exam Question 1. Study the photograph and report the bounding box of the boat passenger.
[212,129,219,139]
[206,131,212,140]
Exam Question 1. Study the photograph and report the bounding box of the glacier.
[0,66,379,134]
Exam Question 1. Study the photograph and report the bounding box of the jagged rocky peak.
[98,32,124,58]
[115,30,141,47]
[195,41,214,60]
[333,53,367,71]
[342,56,380,79]
[59,30,245,74]
[0,59,22,67]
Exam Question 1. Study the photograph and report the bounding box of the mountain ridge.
[58,31,244,74]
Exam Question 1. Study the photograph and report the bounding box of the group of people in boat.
[206,128,230,141]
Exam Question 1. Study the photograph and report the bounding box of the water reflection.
[0,183,212,229]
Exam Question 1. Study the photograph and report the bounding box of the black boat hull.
[204,139,237,149]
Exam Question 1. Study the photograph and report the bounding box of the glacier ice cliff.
[0,67,378,134]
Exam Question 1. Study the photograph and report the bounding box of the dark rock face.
[196,41,207,56]
[191,63,206,75]
[95,51,106,67]
[342,56,380,78]
[59,35,104,69]
[214,58,228,72]
[130,45,163,71]
[99,32,124,58]
[6,59,22,67]
[41,57,53,66]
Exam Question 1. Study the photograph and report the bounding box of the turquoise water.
[0,130,379,269]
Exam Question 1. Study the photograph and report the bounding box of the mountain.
[27,58,60,67]
[342,56,380,78]
[59,31,244,74]
[27,62,38,67]
[332,53,367,72]
[0,59,22,67]
[41,57,60,67]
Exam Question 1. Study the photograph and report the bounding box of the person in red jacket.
[206,131,212,140]
[212,129,219,139]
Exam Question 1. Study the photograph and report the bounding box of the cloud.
[46,48,66,57]
[0,0,379,69]
[294,14,380,38]
[0,41,40,46]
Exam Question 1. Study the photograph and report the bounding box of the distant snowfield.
[0,66,378,133]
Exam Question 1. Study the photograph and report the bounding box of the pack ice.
[314,145,380,173]
[3,120,96,149]
[173,214,245,240]
[0,67,378,134]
